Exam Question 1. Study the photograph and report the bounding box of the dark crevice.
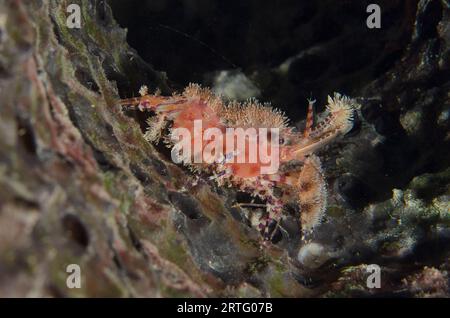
[416,0,443,40]
[74,68,100,93]
[127,225,143,252]
[129,163,154,186]
[16,115,37,155]
[62,214,90,250]
[168,191,205,220]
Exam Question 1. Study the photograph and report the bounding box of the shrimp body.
[119,84,357,239]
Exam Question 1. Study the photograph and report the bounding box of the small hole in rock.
[169,192,204,220]
[75,69,100,93]
[130,163,153,186]
[16,116,37,154]
[62,214,89,249]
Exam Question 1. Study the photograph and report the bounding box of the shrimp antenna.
[154,23,238,69]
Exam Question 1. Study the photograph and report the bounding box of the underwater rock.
[0,0,448,297]
[402,266,449,298]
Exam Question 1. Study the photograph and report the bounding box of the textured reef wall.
[0,0,449,297]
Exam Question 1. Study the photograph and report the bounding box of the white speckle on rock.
[400,110,422,135]
[212,70,261,101]
[437,109,450,126]
[297,242,330,269]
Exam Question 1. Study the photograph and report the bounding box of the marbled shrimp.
[119,84,357,240]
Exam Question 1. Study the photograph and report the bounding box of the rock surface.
[0,0,448,297]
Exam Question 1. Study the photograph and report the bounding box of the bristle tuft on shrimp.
[222,100,291,132]
[297,155,327,231]
[325,93,357,135]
